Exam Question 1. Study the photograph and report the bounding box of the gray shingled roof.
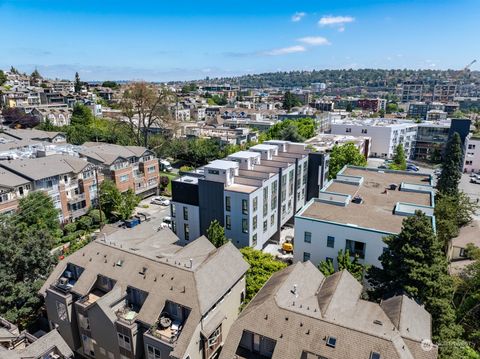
[0,168,31,188]
[79,142,150,165]
[219,263,438,359]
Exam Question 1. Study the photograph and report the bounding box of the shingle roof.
[219,263,438,359]
[79,142,150,165]
[0,168,31,188]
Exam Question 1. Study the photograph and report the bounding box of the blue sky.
[0,0,478,81]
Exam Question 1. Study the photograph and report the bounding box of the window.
[183,206,189,220]
[0,193,9,203]
[253,215,257,230]
[326,257,334,263]
[263,187,268,217]
[252,234,257,247]
[303,252,311,262]
[171,204,176,217]
[184,224,190,241]
[327,236,335,248]
[253,197,258,212]
[242,218,248,233]
[304,232,311,243]
[56,301,67,321]
[326,336,337,348]
[370,352,381,359]
[226,215,231,230]
[346,128,351,133]
[208,169,220,175]
[147,345,161,359]
[147,165,156,173]
[225,196,231,211]
[466,160,473,165]
[468,144,476,150]
[345,239,366,259]
[361,128,368,134]
[271,180,277,210]
[270,214,275,227]
[263,220,268,233]
[208,326,222,347]
[119,174,129,182]
[242,199,248,215]
[118,333,131,351]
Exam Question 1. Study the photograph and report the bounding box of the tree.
[367,211,462,342]
[437,132,463,197]
[386,102,399,114]
[346,103,353,112]
[328,143,367,179]
[240,247,287,305]
[99,180,139,221]
[390,144,407,170]
[74,72,82,93]
[29,69,42,86]
[278,123,304,142]
[121,82,176,147]
[318,249,365,281]
[1,107,39,128]
[101,81,119,89]
[0,70,7,86]
[159,176,170,191]
[267,118,316,141]
[88,209,106,226]
[71,103,94,127]
[17,191,62,244]
[206,220,227,248]
[282,91,301,111]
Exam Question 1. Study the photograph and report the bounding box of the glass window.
[225,196,231,211]
[120,174,129,182]
[242,219,248,233]
[56,301,67,321]
[226,215,231,230]
[304,232,311,243]
[253,197,258,212]
[183,207,188,220]
[147,345,161,359]
[252,234,257,247]
[117,333,131,351]
[184,223,190,240]
[303,252,311,262]
[253,215,257,230]
[270,214,275,226]
[327,236,335,248]
[345,239,365,259]
[242,199,248,215]
[171,204,176,217]
[263,220,268,233]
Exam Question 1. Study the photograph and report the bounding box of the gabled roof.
[79,142,151,165]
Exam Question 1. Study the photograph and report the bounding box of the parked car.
[151,196,170,206]
[378,164,388,169]
[434,169,442,176]
[160,216,173,229]
[471,176,480,184]
[160,159,173,172]
[470,172,480,178]
[407,164,419,172]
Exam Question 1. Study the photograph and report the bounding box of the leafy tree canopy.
[328,142,367,179]
[71,103,94,127]
[318,249,365,281]
[99,180,139,221]
[437,132,463,197]
[206,220,227,248]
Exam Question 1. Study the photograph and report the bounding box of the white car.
[150,196,171,206]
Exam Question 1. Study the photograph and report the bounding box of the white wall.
[464,138,480,173]
[293,216,390,268]
[172,202,200,244]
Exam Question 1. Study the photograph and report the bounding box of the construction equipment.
[282,236,294,253]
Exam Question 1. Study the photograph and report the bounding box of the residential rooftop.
[297,166,434,234]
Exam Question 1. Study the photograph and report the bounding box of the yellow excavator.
[282,235,294,253]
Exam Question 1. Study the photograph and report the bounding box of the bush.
[77,216,93,231]
[88,209,106,225]
[63,222,77,235]
[179,165,193,172]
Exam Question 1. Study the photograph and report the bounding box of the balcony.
[115,305,140,325]
[68,193,86,204]
[69,207,88,219]
[148,302,190,345]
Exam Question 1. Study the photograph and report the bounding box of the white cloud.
[263,45,306,56]
[291,12,306,22]
[318,15,355,30]
[297,36,330,46]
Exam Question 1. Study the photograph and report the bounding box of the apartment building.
[78,142,159,198]
[171,141,328,249]
[305,133,371,159]
[40,221,249,359]
[413,121,450,161]
[464,135,480,173]
[294,166,435,268]
[0,154,101,221]
[0,317,73,359]
[220,262,437,359]
[401,82,424,102]
[330,118,417,159]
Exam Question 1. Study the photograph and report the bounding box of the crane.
[463,59,477,72]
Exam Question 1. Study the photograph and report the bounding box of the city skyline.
[1,0,479,81]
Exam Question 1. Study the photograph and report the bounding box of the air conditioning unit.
[59,277,68,286]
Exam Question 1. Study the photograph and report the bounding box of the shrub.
[63,222,77,235]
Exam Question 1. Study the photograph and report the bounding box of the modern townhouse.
[78,142,160,198]
[294,166,435,268]
[40,221,249,359]
[330,118,417,159]
[0,317,73,359]
[220,262,438,359]
[0,154,101,222]
[464,134,480,173]
[171,140,329,249]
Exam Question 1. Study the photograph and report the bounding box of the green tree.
[386,102,399,114]
[437,132,463,197]
[206,220,227,248]
[101,81,119,89]
[88,209,106,226]
[240,247,287,305]
[17,191,62,244]
[29,69,42,86]
[328,143,367,179]
[367,211,462,342]
[438,340,480,359]
[0,70,7,86]
[278,122,304,142]
[0,214,56,328]
[282,91,301,111]
[74,72,82,93]
[99,180,139,221]
[390,144,407,170]
[318,249,365,281]
[346,103,353,112]
[71,103,94,127]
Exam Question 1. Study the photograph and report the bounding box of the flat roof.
[249,144,278,151]
[205,159,238,169]
[299,167,433,233]
[227,151,260,159]
[225,183,257,194]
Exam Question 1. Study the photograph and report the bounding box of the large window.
[253,197,258,212]
[242,219,248,233]
[242,199,248,215]
[327,236,335,248]
[120,174,129,183]
[253,215,257,230]
[345,240,365,259]
[208,326,222,348]
[226,215,231,230]
[252,234,257,247]
[225,196,231,211]
[184,224,190,241]
[263,187,268,217]
[117,333,131,351]
[304,232,311,243]
[147,345,161,359]
[56,301,67,321]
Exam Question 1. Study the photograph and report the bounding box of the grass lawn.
[159,171,178,194]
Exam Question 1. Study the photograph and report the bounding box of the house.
[1,128,67,143]
[464,135,480,173]
[0,316,73,359]
[219,262,438,359]
[294,166,435,268]
[77,142,159,198]
[171,141,329,248]
[31,107,72,126]
[448,220,480,262]
[40,221,249,359]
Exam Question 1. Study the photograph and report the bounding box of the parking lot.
[136,196,172,222]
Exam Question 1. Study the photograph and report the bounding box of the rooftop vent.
[326,336,337,348]
[352,195,363,204]
[389,183,398,190]
[370,352,381,359]
[373,319,383,326]
[116,259,124,267]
